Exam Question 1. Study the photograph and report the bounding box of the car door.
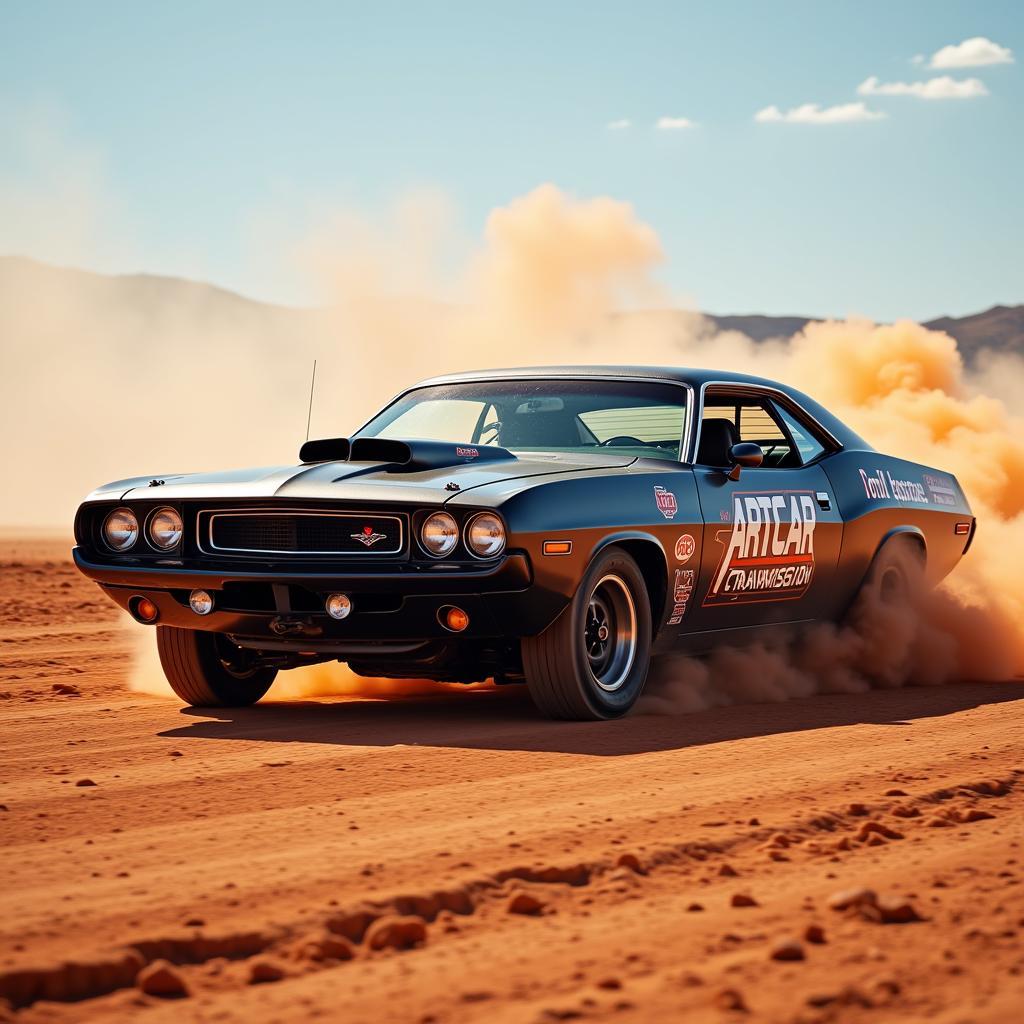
[681,387,844,637]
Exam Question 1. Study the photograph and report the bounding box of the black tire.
[156,627,277,707]
[522,546,652,720]
[849,535,927,619]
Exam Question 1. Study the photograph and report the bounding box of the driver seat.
[697,418,740,466]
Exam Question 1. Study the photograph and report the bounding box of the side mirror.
[726,442,764,481]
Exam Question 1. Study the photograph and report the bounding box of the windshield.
[359,379,689,462]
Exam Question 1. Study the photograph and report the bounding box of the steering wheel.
[479,420,502,445]
[599,435,647,447]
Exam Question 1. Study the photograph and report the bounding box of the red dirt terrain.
[1,536,1023,1022]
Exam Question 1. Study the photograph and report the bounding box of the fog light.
[189,589,214,615]
[441,606,469,632]
[131,596,159,623]
[325,593,352,620]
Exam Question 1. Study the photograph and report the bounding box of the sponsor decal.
[704,491,817,606]
[667,568,695,625]
[674,534,695,563]
[654,485,678,520]
[923,472,957,507]
[859,467,929,505]
[351,525,388,548]
[456,446,480,458]
[720,508,731,522]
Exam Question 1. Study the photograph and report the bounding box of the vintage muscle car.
[73,367,975,719]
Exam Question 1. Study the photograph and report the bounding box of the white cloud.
[655,116,696,130]
[929,36,1014,69]
[754,101,886,124]
[911,54,925,65]
[857,74,989,99]
[606,119,631,130]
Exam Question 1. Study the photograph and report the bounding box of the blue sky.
[1,0,1021,320]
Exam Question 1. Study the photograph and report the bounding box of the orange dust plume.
[7,179,1021,702]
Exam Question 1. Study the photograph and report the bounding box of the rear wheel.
[850,535,927,618]
[156,627,277,707]
[522,546,652,720]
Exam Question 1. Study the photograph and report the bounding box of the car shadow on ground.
[158,681,1024,757]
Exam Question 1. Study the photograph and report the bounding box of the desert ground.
[1,535,1022,1023]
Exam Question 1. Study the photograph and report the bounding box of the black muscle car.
[73,367,975,719]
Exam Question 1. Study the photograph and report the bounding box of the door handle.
[815,491,831,511]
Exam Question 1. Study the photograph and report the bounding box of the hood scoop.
[299,436,517,473]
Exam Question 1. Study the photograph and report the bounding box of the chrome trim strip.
[355,374,697,466]
[199,509,405,557]
[692,381,843,463]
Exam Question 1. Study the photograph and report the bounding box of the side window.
[698,394,797,468]
[772,402,827,465]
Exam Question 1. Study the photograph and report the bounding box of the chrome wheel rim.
[584,574,637,693]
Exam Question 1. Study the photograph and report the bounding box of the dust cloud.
[4,180,1022,704]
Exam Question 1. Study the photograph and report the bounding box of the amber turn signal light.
[439,606,470,632]
[130,596,159,623]
[542,540,572,555]
[954,522,971,536]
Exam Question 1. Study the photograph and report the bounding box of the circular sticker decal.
[674,534,695,563]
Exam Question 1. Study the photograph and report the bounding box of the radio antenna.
[305,359,318,441]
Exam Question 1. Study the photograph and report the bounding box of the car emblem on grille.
[351,525,388,548]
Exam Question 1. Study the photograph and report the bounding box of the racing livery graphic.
[704,491,817,606]
[72,366,975,721]
[654,485,678,519]
[667,568,695,624]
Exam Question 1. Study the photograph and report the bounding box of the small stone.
[884,788,908,796]
[827,887,878,912]
[718,863,739,877]
[686,902,705,912]
[137,959,188,998]
[804,923,826,944]
[184,918,204,928]
[596,977,622,990]
[770,938,805,962]
[875,898,923,924]
[298,933,354,961]
[891,805,920,818]
[248,958,285,984]
[616,852,645,873]
[75,778,97,787]
[748,817,760,826]
[847,802,869,816]
[714,987,747,1012]
[365,915,427,950]
[507,891,546,916]
[730,892,758,907]
[959,808,996,823]
[856,820,903,842]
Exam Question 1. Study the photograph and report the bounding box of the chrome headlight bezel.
[147,506,183,551]
[420,511,459,558]
[464,512,507,559]
[102,507,140,552]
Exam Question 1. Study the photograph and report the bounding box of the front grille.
[206,511,403,556]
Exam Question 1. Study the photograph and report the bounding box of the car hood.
[96,451,637,507]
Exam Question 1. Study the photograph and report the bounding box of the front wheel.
[156,627,277,707]
[522,546,652,720]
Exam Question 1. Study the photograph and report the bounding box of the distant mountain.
[2,255,1019,361]
[923,305,1024,362]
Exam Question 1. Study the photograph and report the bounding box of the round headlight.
[149,507,183,550]
[103,508,139,551]
[421,511,459,557]
[465,512,506,558]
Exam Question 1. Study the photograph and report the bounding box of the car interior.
[696,394,827,468]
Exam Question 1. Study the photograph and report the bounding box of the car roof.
[413,365,870,451]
